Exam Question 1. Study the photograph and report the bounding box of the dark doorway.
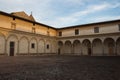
[58,48,61,55]
[10,42,15,56]
[88,47,91,56]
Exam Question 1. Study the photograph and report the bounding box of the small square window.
[47,44,49,49]
[75,29,79,35]
[31,43,35,49]
[59,32,62,36]
[94,27,99,33]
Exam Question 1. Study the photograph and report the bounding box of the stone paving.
[0,56,120,80]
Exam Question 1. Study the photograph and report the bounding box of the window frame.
[59,31,62,36]
[94,27,99,33]
[75,29,79,35]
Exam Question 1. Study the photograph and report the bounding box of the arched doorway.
[73,40,81,55]
[7,35,18,56]
[58,41,63,55]
[104,38,115,55]
[64,41,72,54]
[82,39,91,55]
[116,37,120,55]
[92,38,102,55]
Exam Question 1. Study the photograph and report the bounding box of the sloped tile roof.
[11,11,35,21]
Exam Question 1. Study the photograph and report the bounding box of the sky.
[0,0,120,28]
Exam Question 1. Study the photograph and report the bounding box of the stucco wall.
[57,23,120,37]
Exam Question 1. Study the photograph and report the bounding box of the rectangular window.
[94,27,99,33]
[47,44,49,49]
[59,31,62,36]
[75,29,79,35]
[11,22,16,29]
[32,27,36,33]
[31,43,35,49]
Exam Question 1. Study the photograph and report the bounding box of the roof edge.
[56,19,120,30]
[0,11,56,29]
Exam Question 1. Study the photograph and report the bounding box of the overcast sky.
[0,0,120,28]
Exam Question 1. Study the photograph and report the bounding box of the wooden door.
[10,42,15,56]
[109,47,113,55]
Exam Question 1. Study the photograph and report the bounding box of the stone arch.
[45,40,51,53]
[29,37,37,54]
[0,33,6,54]
[92,38,102,55]
[82,39,91,55]
[51,40,57,53]
[64,40,72,54]
[38,39,45,53]
[104,38,115,55]
[7,34,18,56]
[116,37,120,55]
[19,36,29,54]
[73,40,81,55]
[58,41,63,55]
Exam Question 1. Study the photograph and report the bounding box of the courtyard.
[0,56,120,80]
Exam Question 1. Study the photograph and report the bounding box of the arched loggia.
[73,40,81,55]
[116,37,120,55]
[82,39,91,55]
[0,33,5,54]
[58,41,63,55]
[64,40,72,54]
[104,38,115,55]
[19,36,29,54]
[7,35,18,56]
[92,38,102,55]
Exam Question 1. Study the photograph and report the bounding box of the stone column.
[81,45,83,55]
[28,41,30,55]
[17,40,19,55]
[102,43,104,56]
[5,39,7,55]
[71,44,74,54]
[115,42,117,56]
[36,41,39,55]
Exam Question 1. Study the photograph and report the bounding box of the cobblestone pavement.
[0,56,120,80]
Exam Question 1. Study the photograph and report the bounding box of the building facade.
[0,11,120,56]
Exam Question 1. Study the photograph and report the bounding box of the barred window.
[75,29,79,35]
[94,27,99,33]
